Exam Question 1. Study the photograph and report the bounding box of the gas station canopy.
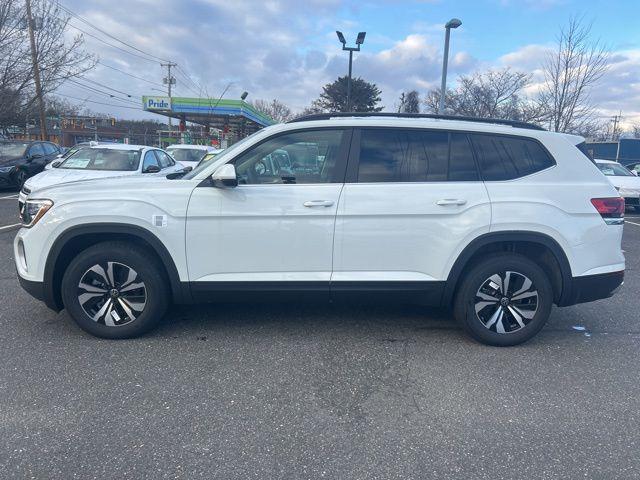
[142,96,275,136]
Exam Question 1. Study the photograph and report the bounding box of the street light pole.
[438,18,462,114]
[336,31,366,113]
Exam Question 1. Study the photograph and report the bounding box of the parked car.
[624,161,640,176]
[15,113,625,346]
[165,144,223,169]
[0,140,62,188]
[18,144,186,209]
[595,159,640,212]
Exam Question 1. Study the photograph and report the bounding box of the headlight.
[20,199,53,227]
[0,165,15,173]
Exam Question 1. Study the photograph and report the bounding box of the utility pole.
[25,0,47,140]
[161,62,177,128]
[611,111,622,140]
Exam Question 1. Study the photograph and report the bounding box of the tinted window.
[232,129,345,184]
[29,143,45,157]
[42,143,57,155]
[596,162,634,177]
[357,129,478,183]
[470,134,555,181]
[167,148,206,163]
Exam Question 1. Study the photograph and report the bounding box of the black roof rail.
[287,112,545,131]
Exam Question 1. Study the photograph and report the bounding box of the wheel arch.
[43,223,191,311]
[443,231,573,307]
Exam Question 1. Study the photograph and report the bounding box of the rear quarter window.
[470,134,555,181]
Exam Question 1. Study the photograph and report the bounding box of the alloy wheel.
[474,271,538,334]
[77,262,147,327]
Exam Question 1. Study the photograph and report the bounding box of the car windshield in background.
[0,142,28,157]
[167,148,206,163]
[60,148,141,171]
[596,162,634,177]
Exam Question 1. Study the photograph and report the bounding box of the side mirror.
[182,166,193,173]
[211,164,238,188]
[632,170,638,177]
[143,165,161,174]
[52,161,61,168]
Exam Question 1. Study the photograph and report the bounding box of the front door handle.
[303,200,334,208]
[436,199,467,206]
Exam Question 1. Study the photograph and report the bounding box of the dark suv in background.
[0,140,62,189]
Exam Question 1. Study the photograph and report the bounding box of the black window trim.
[345,126,556,184]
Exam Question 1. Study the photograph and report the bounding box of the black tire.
[453,253,553,346]
[61,241,169,339]
[13,169,26,189]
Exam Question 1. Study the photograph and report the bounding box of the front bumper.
[559,270,624,306]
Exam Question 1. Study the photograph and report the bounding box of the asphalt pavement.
[0,188,639,479]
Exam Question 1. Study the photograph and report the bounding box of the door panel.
[185,128,351,286]
[186,184,343,282]
[333,128,491,284]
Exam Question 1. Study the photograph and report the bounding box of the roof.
[84,144,148,151]
[166,144,216,151]
[289,112,545,131]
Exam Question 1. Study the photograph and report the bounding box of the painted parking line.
[0,223,21,232]
[0,194,18,199]
[625,220,640,227]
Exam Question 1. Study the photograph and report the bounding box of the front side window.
[357,129,479,183]
[42,143,57,155]
[28,143,45,157]
[471,134,555,181]
[142,151,160,171]
[60,148,141,171]
[231,129,345,184]
[154,150,175,168]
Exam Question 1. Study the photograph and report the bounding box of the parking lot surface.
[1,188,639,479]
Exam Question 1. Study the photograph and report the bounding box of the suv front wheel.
[61,241,169,339]
[454,253,553,346]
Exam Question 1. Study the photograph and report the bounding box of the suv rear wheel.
[454,253,553,346]
[61,241,169,339]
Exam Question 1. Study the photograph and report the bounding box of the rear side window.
[357,129,478,182]
[470,134,555,181]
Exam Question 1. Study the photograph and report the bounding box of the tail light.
[591,197,625,225]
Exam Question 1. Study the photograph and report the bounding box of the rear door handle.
[303,200,334,208]
[436,199,467,206]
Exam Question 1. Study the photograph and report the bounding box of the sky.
[59,0,640,128]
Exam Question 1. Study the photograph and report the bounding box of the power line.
[55,93,142,110]
[58,3,170,63]
[66,79,140,105]
[75,77,138,98]
[97,61,165,88]
[68,22,159,64]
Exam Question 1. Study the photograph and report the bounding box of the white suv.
[14,114,625,346]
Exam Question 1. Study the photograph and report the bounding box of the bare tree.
[249,99,294,123]
[0,0,94,132]
[539,17,609,133]
[424,68,546,123]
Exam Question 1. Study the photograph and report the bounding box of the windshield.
[167,148,206,163]
[0,142,28,157]
[183,130,265,180]
[596,162,634,177]
[60,148,141,171]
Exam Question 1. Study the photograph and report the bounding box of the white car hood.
[24,168,137,193]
